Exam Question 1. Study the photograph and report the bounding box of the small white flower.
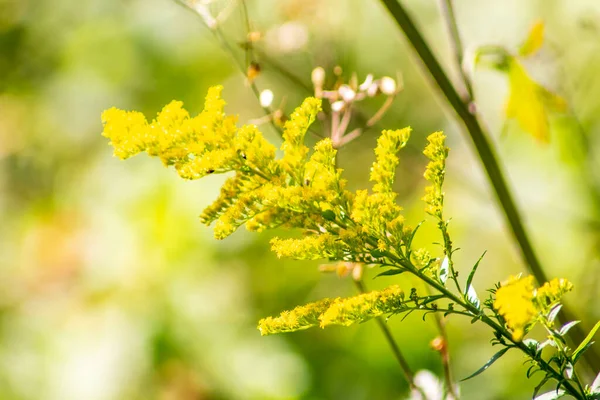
[259,90,274,108]
[380,76,397,95]
[338,85,356,102]
[331,101,345,113]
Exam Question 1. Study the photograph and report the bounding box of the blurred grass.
[1,0,600,399]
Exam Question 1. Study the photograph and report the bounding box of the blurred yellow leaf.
[505,58,567,143]
[519,20,545,57]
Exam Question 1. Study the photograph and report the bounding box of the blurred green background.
[2,0,600,399]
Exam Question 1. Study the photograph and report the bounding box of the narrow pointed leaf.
[559,321,580,337]
[461,348,510,381]
[465,251,486,295]
[572,320,600,362]
[375,269,405,278]
[547,304,562,324]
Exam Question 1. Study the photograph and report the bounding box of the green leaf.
[532,374,550,398]
[559,321,580,336]
[375,269,405,278]
[572,320,600,363]
[547,304,562,324]
[439,256,449,285]
[465,251,486,295]
[460,347,510,381]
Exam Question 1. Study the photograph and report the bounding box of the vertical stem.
[378,0,600,372]
[438,0,473,100]
[354,280,423,395]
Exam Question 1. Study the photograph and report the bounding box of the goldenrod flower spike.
[494,275,536,341]
[494,275,574,341]
[422,132,448,217]
[371,128,411,194]
[257,286,405,335]
[257,298,334,336]
[320,285,405,327]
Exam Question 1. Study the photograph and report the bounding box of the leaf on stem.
[460,347,510,381]
[572,319,600,363]
[465,251,486,296]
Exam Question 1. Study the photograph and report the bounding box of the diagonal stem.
[378,0,600,372]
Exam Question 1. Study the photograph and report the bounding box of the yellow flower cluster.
[370,128,411,194]
[493,275,573,341]
[422,132,448,217]
[257,298,334,336]
[102,86,433,261]
[257,285,405,335]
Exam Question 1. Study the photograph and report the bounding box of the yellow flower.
[319,285,405,327]
[494,275,536,341]
[422,132,448,217]
[494,275,574,340]
[370,128,411,194]
[257,298,334,336]
[535,278,573,312]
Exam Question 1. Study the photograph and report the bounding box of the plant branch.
[438,0,473,101]
[378,0,600,372]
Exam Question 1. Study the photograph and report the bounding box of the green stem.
[378,0,600,372]
[407,265,586,399]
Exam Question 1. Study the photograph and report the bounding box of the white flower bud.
[259,89,274,108]
[331,100,345,113]
[379,76,397,95]
[338,84,356,103]
[311,67,325,87]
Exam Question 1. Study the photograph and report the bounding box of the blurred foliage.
[2,0,600,399]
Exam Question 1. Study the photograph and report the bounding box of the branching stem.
[378,0,600,372]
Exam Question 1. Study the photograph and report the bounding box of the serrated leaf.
[572,320,600,362]
[460,348,510,381]
[547,304,562,324]
[519,20,545,57]
[559,321,580,336]
[375,269,405,278]
[466,284,481,308]
[533,389,565,400]
[439,256,449,285]
[465,251,486,295]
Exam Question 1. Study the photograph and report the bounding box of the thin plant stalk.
[378,0,600,372]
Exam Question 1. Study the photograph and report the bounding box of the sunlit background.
[2,0,600,399]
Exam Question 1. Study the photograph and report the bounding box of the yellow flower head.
[257,298,334,336]
[422,132,448,217]
[494,275,536,341]
[494,275,574,341]
[319,285,405,327]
